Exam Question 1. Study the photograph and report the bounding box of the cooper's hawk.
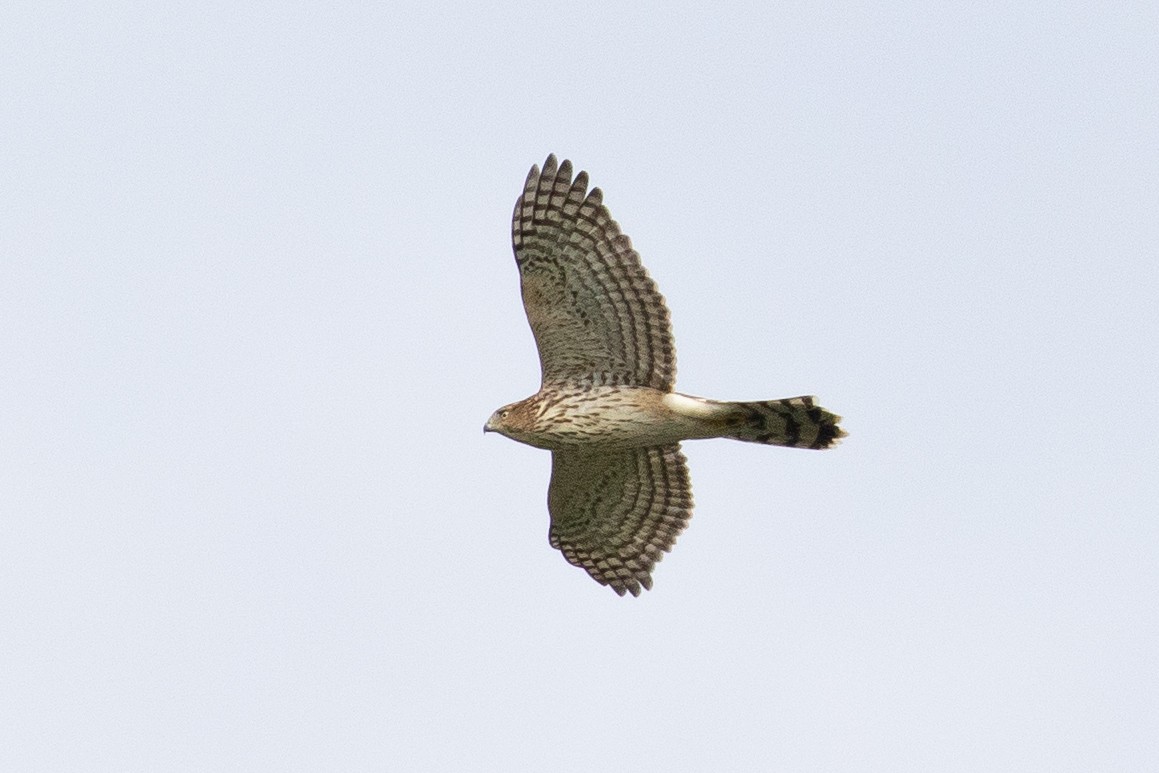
[486,155,844,596]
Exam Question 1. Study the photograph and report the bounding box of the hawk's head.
[484,398,538,444]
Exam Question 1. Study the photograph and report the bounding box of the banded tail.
[666,393,845,450]
[723,396,845,449]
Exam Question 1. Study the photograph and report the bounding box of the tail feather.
[722,396,845,450]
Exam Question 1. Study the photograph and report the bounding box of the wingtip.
[530,154,590,192]
[541,153,559,178]
[610,573,652,597]
[559,158,575,180]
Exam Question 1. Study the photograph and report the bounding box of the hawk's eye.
[499,409,510,419]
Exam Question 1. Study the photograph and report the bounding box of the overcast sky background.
[3,2,1157,770]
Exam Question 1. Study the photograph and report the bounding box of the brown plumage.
[486,155,845,596]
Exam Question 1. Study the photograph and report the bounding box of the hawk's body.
[486,155,844,596]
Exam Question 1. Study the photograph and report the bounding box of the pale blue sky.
[3,2,1157,770]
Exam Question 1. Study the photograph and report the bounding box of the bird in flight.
[486,155,844,596]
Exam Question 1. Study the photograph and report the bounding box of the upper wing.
[548,444,692,596]
[512,155,676,390]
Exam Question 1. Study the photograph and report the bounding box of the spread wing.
[511,155,676,390]
[548,444,693,596]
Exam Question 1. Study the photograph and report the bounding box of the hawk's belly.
[526,386,714,450]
